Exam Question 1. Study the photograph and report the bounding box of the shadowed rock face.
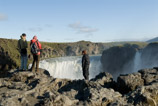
[101,44,138,79]
[0,68,157,106]
[141,43,158,68]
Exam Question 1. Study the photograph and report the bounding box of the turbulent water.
[39,55,103,80]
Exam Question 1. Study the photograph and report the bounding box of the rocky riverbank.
[0,68,157,106]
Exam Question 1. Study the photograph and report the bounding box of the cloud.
[28,27,43,32]
[0,14,8,21]
[69,22,98,34]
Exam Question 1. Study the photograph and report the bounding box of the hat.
[22,33,26,36]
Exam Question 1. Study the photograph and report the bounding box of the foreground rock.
[117,68,158,94]
[126,81,158,106]
[0,68,157,106]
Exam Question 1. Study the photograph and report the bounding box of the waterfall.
[133,51,142,72]
[39,55,102,80]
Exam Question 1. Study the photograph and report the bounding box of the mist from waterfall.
[132,50,158,73]
[39,55,103,80]
[133,51,141,72]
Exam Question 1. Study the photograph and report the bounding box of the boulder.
[126,81,158,106]
[117,72,144,94]
[117,68,158,94]
[91,72,116,88]
[138,68,158,85]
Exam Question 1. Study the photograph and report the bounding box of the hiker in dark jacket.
[82,50,90,80]
[18,33,28,71]
[30,36,42,72]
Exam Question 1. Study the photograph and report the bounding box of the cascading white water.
[39,55,103,80]
[133,51,141,72]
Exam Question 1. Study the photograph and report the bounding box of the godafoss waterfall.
[38,50,158,80]
[39,55,103,80]
[36,43,158,80]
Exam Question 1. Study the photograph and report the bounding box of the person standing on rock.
[82,50,90,80]
[30,36,42,72]
[18,33,28,71]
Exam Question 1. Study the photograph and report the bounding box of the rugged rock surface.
[0,68,157,106]
[117,68,158,94]
[117,72,144,94]
[90,72,116,88]
[126,81,158,106]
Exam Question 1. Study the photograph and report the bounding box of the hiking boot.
[19,69,23,71]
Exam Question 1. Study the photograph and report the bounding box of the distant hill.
[146,37,158,43]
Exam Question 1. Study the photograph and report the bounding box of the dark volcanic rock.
[90,72,116,88]
[117,72,144,94]
[0,69,127,106]
[0,68,157,106]
[117,68,158,94]
[126,81,158,106]
[138,68,158,85]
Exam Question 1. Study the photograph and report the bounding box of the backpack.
[31,41,40,54]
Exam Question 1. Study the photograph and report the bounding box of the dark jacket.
[18,37,28,54]
[82,54,90,68]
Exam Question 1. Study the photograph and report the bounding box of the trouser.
[20,53,28,70]
[83,66,89,80]
[31,55,40,72]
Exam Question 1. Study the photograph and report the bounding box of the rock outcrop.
[141,42,158,68]
[0,68,157,106]
[126,81,158,106]
[101,44,140,79]
[117,72,144,94]
[117,68,158,94]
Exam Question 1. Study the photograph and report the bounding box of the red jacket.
[30,39,42,55]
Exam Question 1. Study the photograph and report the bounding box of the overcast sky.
[0,0,158,42]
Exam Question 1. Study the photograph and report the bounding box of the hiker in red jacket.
[30,36,42,72]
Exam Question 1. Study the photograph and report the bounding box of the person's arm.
[30,40,32,46]
[82,56,86,68]
[37,41,42,49]
[86,55,90,65]
[26,41,28,48]
[17,40,21,52]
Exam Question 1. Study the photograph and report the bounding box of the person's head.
[21,33,26,40]
[82,50,87,55]
[33,36,37,40]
